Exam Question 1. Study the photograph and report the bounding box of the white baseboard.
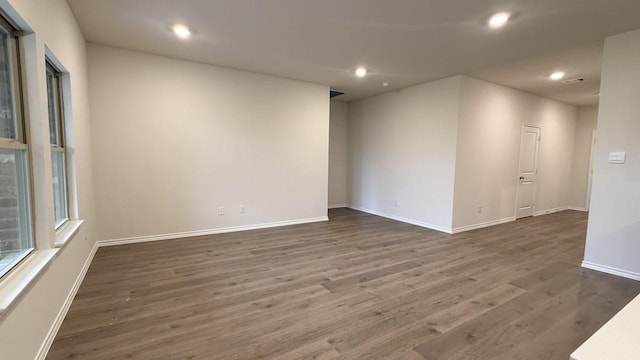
[582,261,640,281]
[568,206,588,212]
[451,216,516,234]
[98,216,329,247]
[533,206,569,217]
[328,204,348,209]
[347,205,452,234]
[35,242,98,360]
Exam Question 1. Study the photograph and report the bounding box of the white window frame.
[46,59,69,230]
[44,47,81,248]
[0,13,34,279]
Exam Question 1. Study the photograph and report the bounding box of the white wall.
[88,44,330,241]
[584,28,640,279]
[569,106,598,210]
[347,75,579,233]
[453,76,577,230]
[329,101,348,208]
[348,77,460,231]
[0,0,96,359]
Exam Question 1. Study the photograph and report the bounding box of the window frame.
[0,13,34,280]
[45,59,69,230]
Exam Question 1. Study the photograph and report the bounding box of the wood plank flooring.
[47,209,640,360]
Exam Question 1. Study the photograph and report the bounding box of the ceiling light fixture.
[172,24,192,39]
[382,82,389,87]
[549,71,566,80]
[354,67,368,78]
[488,12,511,28]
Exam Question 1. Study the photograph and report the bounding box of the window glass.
[46,67,59,145]
[51,150,67,227]
[0,149,33,278]
[0,25,16,139]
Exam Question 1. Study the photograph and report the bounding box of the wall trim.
[35,242,99,360]
[347,205,452,234]
[98,216,329,247]
[582,261,640,282]
[568,206,588,212]
[533,206,569,217]
[451,216,516,234]
[328,204,348,209]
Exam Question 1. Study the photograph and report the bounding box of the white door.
[515,125,541,219]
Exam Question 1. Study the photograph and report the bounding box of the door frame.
[585,130,596,211]
[514,123,542,219]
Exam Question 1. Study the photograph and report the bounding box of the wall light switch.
[608,152,626,164]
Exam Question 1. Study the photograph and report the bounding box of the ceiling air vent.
[330,90,344,98]
[561,77,585,85]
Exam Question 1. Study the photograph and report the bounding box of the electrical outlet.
[218,207,224,216]
[240,205,246,214]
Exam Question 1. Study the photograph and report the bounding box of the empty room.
[1,0,640,359]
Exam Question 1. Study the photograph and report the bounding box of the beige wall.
[88,44,330,241]
[453,76,578,230]
[347,75,580,233]
[348,76,460,231]
[569,106,598,210]
[329,101,348,208]
[584,28,640,279]
[0,0,96,359]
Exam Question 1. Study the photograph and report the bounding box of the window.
[0,16,33,278]
[46,61,68,229]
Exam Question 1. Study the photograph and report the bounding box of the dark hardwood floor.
[47,209,640,360]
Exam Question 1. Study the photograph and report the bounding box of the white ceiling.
[66,0,640,105]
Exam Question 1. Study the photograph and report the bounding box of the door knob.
[519,176,525,180]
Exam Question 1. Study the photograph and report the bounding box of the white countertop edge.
[570,293,640,360]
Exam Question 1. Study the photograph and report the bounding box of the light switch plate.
[608,151,626,164]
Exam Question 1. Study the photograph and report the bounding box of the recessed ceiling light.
[382,82,389,87]
[354,67,368,78]
[488,12,511,28]
[172,24,191,39]
[549,71,566,80]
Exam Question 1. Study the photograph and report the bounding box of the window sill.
[0,249,58,322]
[54,219,84,248]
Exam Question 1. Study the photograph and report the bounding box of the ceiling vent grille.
[561,77,585,85]
[330,90,344,98]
